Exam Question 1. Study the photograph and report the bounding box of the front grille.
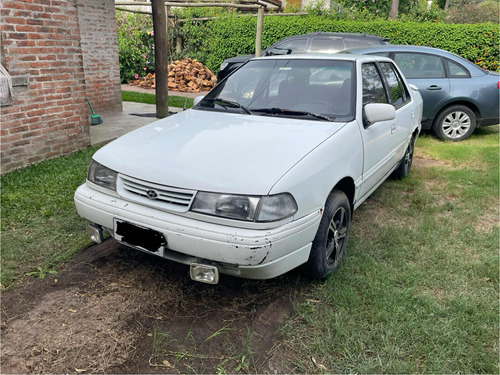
[117,175,196,213]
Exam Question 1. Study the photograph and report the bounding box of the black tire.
[304,190,351,280]
[432,105,476,142]
[391,134,415,180]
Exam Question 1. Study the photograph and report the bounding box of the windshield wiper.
[252,107,335,122]
[201,98,253,115]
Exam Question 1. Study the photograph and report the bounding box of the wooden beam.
[115,1,151,5]
[116,0,281,8]
[255,7,264,57]
[151,0,169,118]
[116,6,152,14]
[164,0,261,3]
[163,2,262,8]
[175,12,307,23]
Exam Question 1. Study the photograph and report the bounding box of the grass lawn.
[121,90,194,108]
[279,126,499,373]
[1,146,99,287]
[1,126,498,373]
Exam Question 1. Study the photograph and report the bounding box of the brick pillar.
[77,0,122,114]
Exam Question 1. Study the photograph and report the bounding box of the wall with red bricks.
[0,0,121,174]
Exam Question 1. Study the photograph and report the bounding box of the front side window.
[362,63,387,105]
[393,53,445,79]
[197,59,355,121]
[379,62,409,107]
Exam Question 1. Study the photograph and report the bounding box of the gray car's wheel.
[304,190,351,280]
[391,134,415,180]
[433,105,476,142]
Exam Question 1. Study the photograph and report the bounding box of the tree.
[389,0,399,19]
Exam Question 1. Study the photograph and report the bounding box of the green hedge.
[177,16,499,72]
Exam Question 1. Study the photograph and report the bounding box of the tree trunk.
[389,0,399,20]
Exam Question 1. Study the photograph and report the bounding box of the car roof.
[277,32,389,41]
[250,53,391,63]
[342,45,482,70]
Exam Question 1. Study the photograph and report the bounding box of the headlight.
[191,192,297,222]
[220,62,228,71]
[191,192,259,221]
[256,194,297,222]
[87,160,117,191]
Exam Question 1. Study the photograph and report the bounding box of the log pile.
[128,58,217,93]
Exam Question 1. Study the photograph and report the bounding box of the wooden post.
[151,0,169,118]
[255,6,264,57]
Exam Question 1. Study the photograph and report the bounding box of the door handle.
[426,85,442,91]
[391,124,396,134]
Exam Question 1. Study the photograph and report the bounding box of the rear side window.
[362,63,388,105]
[379,62,409,108]
[393,53,445,78]
[446,59,470,78]
[310,38,345,53]
[269,39,307,55]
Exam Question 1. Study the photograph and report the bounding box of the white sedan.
[75,54,422,284]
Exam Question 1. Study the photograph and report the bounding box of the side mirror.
[193,95,205,106]
[364,103,396,126]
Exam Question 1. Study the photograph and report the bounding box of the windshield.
[196,59,355,122]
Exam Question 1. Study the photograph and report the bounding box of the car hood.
[93,109,346,195]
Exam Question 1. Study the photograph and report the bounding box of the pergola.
[115,0,283,117]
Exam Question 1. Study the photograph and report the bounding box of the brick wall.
[78,0,122,113]
[0,0,122,174]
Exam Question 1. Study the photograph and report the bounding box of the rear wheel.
[304,190,351,280]
[391,134,415,180]
[433,105,476,141]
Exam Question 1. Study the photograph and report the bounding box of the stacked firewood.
[128,58,217,93]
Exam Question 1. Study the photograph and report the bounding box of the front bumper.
[74,183,321,280]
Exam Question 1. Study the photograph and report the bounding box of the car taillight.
[497,81,500,89]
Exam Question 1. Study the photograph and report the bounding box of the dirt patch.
[413,155,451,169]
[1,240,303,374]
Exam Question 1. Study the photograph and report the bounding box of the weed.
[25,265,58,279]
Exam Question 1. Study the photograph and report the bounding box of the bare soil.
[1,240,305,374]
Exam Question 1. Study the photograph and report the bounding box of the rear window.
[310,38,345,53]
[268,38,308,55]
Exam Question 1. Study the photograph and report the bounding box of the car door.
[392,52,450,123]
[358,62,400,199]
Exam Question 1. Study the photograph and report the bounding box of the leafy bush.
[177,15,499,72]
[116,11,155,83]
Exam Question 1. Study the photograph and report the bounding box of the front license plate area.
[115,220,167,253]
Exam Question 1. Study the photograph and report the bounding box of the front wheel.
[304,190,351,280]
[433,105,476,142]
